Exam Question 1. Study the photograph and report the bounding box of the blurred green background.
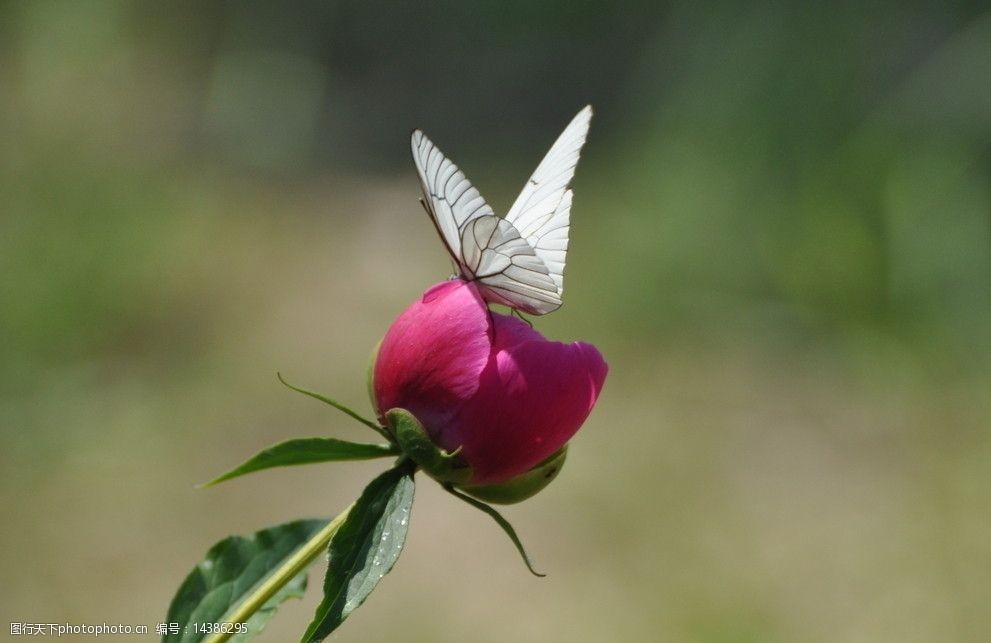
[3,1,990,641]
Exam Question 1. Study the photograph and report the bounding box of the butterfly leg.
[511,308,534,329]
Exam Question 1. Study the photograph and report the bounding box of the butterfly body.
[411,106,592,315]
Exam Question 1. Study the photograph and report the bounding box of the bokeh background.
[3,2,991,641]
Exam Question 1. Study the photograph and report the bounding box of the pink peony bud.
[372,280,607,486]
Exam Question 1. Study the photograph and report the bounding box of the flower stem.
[203,502,356,643]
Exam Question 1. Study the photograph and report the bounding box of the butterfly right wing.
[411,130,494,274]
[504,105,592,296]
[460,216,562,315]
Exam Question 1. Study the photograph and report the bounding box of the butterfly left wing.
[460,216,562,315]
[504,105,592,296]
[411,129,494,273]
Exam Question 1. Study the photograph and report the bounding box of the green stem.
[203,502,356,643]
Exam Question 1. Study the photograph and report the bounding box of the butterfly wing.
[411,130,494,273]
[461,216,562,315]
[504,105,592,296]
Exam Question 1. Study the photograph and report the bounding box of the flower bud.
[373,281,607,487]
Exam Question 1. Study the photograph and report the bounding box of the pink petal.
[447,313,608,484]
[373,281,492,433]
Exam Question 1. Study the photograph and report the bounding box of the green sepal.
[300,461,416,642]
[163,519,328,643]
[386,408,472,485]
[443,484,546,578]
[458,446,568,505]
[366,339,382,430]
[277,373,390,440]
[201,438,401,487]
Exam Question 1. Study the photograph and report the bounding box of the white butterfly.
[411,105,592,315]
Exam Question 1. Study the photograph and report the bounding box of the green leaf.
[164,519,329,643]
[277,372,389,439]
[229,575,305,643]
[202,438,400,487]
[444,485,546,577]
[301,463,416,642]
